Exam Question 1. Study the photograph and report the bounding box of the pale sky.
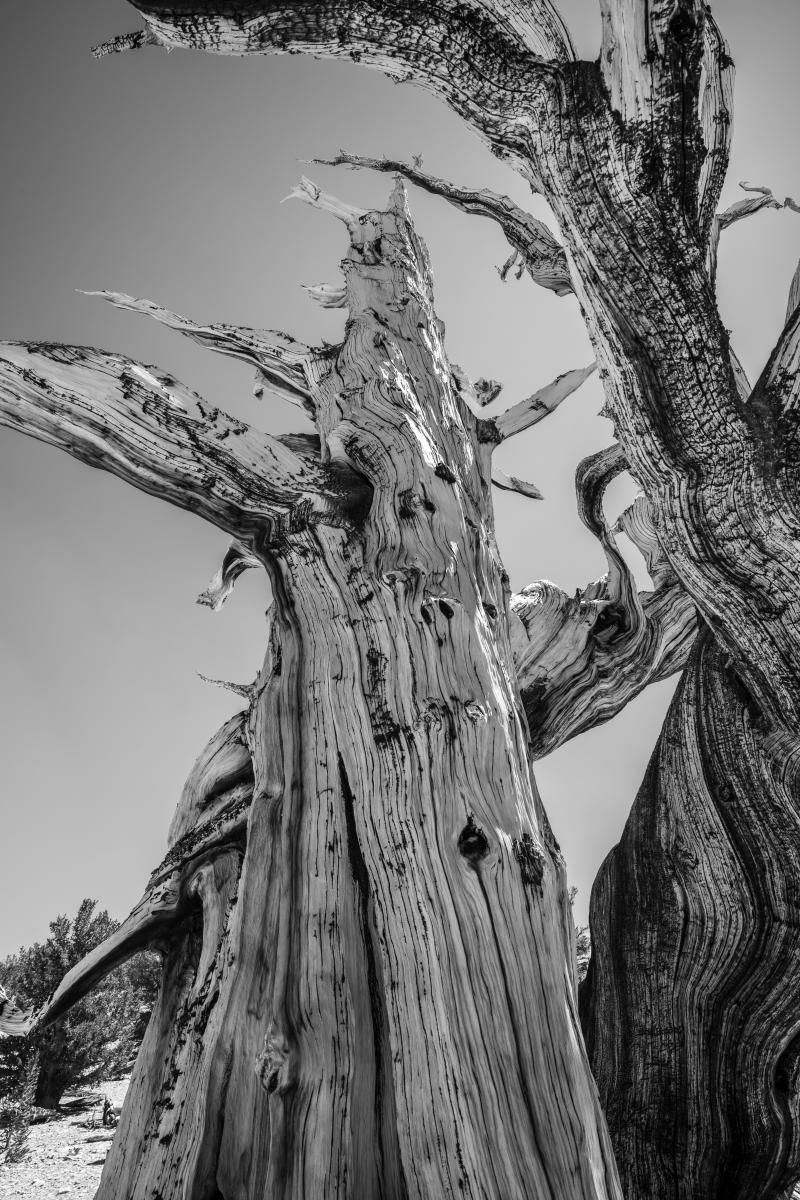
[1,0,798,955]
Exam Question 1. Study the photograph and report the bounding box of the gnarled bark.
[5,188,623,1199]
[113,2,800,1195]
[513,450,696,760]
[581,625,800,1200]
[7,1,800,1195]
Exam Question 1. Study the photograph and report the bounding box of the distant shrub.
[0,1050,38,1164]
[0,899,161,1109]
[569,887,592,984]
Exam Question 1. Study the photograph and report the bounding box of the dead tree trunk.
[88,2,800,1197]
[0,186,621,1197]
[5,0,800,1195]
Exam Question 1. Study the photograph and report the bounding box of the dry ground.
[0,1078,129,1200]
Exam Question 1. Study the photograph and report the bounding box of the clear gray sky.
[1,0,798,955]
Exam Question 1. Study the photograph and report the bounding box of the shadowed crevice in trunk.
[338,753,409,1200]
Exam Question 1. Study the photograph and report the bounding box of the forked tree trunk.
[99,194,620,1198]
[4,1,800,1196]
[0,190,621,1197]
[106,3,800,1195]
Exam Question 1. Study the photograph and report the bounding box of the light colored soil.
[0,1078,129,1200]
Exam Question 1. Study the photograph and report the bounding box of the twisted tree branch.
[84,290,316,413]
[32,714,255,1033]
[708,183,797,288]
[91,27,160,57]
[512,445,696,758]
[311,151,573,296]
[126,0,563,158]
[0,342,338,540]
[197,540,263,610]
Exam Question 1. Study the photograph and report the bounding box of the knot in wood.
[458,815,489,865]
[434,461,458,484]
[256,1026,294,1096]
[512,832,545,892]
[464,702,488,724]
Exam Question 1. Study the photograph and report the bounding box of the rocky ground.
[0,1078,129,1199]
[4,1084,800,1199]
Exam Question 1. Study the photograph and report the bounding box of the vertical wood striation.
[581,627,800,1199]
[12,2,800,1195]
[23,186,621,1199]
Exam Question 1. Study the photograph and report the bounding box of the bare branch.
[491,466,543,500]
[83,290,316,413]
[751,306,800,512]
[197,540,262,610]
[34,871,185,1032]
[613,493,675,589]
[33,792,250,1033]
[697,11,735,238]
[91,27,160,57]
[168,711,254,847]
[512,577,695,759]
[490,362,596,441]
[754,306,800,421]
[788,259,800,326]
[30,713,255,1032]
[708,183,787,286]
[284,177,368,231]
[0,342,336,541]
[128,1,569,149]
[198,673,256,700]
[575,442,637,619]
[302,282,348,309]
[513,445,696,758]
[312,151,573,297]
[497,249,525,282]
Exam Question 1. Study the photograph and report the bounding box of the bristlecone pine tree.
[1,2,799,1197]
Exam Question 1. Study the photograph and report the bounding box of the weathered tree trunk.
[34,1059,66,1111]
[5,1,800,1195]
[0,188,621,1196]
[581,625,800,1200]
[105,3,800,1196]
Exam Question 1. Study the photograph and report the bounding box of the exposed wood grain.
[196,540,263,610]
[491,363,596,439]
[581,627,800,1200]
[0,342,339,540]
[85,289,316,411]
[5,187,624,1197]
[512,467,696,759]
[11,1,800,1194]
[312,152,574,296]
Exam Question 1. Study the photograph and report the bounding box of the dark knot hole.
[458,816,489,864]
